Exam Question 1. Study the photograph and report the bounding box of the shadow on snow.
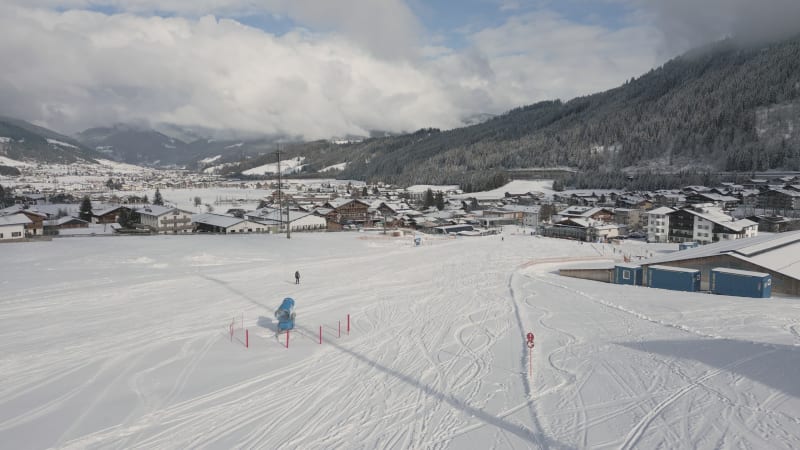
[618,338,800,398]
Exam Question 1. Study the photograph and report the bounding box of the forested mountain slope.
[263,36,800,188]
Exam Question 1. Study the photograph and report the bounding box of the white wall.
[0,224,25,240]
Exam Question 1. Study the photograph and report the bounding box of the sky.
[1,0,799,140]
[1,228,799,448]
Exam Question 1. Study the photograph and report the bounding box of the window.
[12,231,22,237]
[622,270,631,280]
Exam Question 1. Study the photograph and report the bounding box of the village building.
[135,205,193,234]
[192,213,269,234]
[248,209,327,232]
[43,216,90,234]
[320,199,372,228]
[0,214,31,241]
[646,207,675,243]
[92,205,128,224]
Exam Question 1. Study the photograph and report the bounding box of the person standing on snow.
[295,270,300,284]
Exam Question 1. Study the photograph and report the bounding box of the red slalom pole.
[347,314,350,335]
[319,326,322,344]
[246,329,249,348]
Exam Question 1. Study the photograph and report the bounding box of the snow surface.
[320,162,347,172]
[46,139,78,149]
[1,230,799,449]
[199,155,222,164]
[242,157,306,176]
[0,156,30,167]
[450,180,555,200]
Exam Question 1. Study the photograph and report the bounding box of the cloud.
[0,6,464,138]
[629,0,800,54]
[6,0,423,59]
[437,11,662,109]
[0,4,666,139]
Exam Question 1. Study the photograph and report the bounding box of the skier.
[295,270,300,284]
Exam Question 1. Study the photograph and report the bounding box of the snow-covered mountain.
[0,116,100,165]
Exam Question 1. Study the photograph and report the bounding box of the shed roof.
[712,267,770,278]
[649,264,700,273]
[644,231,800,280]
[192,213,244,228]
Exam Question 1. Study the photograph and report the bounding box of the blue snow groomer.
[274,297,296,331]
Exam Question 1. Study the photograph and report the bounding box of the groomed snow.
[46,139,78,149]
[242,157,306,176]
[1,230,799,449]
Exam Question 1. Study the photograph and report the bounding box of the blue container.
[615,264,643,286]
[711,268,772,298]
[679,241,699,250]
[275,297,296,331]
[647,265,701,292]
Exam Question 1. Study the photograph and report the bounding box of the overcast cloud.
[0,1,798,139]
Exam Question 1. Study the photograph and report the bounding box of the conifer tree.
[79,195,93,222]
[435,192,445,210]
[423,189,435,208]
[153,188,164,206]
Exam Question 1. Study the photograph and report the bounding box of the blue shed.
[711,268,772,298]
[647,265,701,292]
[614,264,643,286]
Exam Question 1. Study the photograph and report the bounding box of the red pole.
[319,326,322,344]
[347,314,350,334]
[246,329,249,348]
[286,330,290,348]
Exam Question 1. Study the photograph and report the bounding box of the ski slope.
[1,230,799,449]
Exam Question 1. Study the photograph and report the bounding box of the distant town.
[3,159,800,244]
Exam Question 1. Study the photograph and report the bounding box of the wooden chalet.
[321,199,372,228]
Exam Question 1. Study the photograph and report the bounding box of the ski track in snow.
[1,234,799,449]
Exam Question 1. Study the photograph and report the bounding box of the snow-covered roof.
[135,205,179,217]
[684,207,756,231]
[712,267,769,278]
[47,216,89,226]
[649,264,699,273]
[644,231,800,280]
[94,205,124,216]
[647,207,675,215]
[500,205,541,213]
[0,213,32,226]
[192,213,245,228]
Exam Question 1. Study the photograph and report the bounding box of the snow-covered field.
[1,230,799,449]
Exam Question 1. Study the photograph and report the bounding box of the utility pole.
[276,145,283,235]
[275,145,290,239]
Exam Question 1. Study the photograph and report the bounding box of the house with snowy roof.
[646,207,675,243]
[0,214,31,241]
[320,199,372,227]
[553,206,614,223]
[248,209,326,232]
[135,205,193,234]
[192,213,269,234]
[0,205,45,236]
[663,205,757,245]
